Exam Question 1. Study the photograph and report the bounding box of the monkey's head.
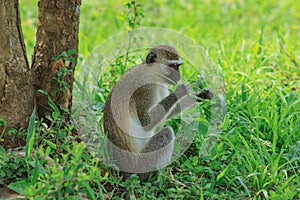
[145,45,183,71]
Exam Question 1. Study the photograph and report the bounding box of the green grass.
[0,0,299,199]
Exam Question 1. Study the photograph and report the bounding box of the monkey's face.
[146,45,184,71]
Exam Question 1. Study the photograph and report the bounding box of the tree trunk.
[0,0,81,148]
[32,0,81,120]
[0,0,34,148]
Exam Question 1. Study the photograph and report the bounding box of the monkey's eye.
[169,64,180,70]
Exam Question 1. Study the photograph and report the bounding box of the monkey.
[103,45,214,181]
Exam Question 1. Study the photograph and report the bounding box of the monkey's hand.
[174,83,191,99]
[196,88,214,102]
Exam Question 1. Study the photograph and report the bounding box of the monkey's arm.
[166,94,197,119]
[167,88,214,119]
[144,83,190,131]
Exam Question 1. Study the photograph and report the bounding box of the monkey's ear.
[146,52,157,64]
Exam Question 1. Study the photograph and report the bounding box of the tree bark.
[0,0,34,148]
[0,0,81,148]
[32,0,81,121]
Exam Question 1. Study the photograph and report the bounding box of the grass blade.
[25,109,36,160]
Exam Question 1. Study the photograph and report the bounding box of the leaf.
[67,49,77,56]
[36,90,60,119]
[241,82,247,101]
[289,140,300,159]
[236,176,251,197]
[83,181,96,200]
[26,109,36,160]
[0,145,6,157]
[54,51,66,60]
[64,57,76,64]
[36,89,48,95]
[54,54,63,60]
[29,159,46,175]
[7,128,17,136]
[48,96,60,117]
[217,162,230,181]
[46,140,57,150]
[98,189,105,200]
[0,118,7,138]
[31,156,40,183]
[62,51,68,57]
[8,180,34,196]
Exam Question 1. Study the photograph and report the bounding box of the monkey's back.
[103,65,171,153]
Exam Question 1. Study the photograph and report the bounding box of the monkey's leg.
[142,126,175,154]
[136,126,175,181]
